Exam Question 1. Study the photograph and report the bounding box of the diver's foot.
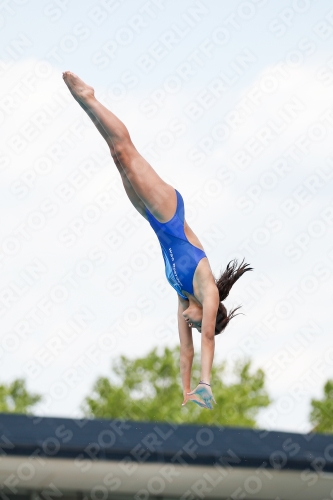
[62,71,95,105]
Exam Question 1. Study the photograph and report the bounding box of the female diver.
[62,71,252,410]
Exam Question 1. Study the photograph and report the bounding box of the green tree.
[0,378,42,414]
[310,379,333,434]
[81,345,271,426]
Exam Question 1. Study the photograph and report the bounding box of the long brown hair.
[214,259,253,335]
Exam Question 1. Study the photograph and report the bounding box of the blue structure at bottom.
[0,413,332,500]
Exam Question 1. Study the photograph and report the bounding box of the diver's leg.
[62,71,176,223]
[67,87,148,219]
[117,160,148,219]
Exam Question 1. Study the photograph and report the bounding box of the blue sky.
[1,0,333,433]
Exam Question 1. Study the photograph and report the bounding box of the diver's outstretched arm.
[178,298,210,409]
[178,300,194,400]
[200,290,220,384]
[186,292,219,409]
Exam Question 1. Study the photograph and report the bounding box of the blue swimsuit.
[145,189,207,300]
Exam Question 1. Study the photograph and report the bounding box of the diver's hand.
[182,390,209,409]
[187,383,216,410]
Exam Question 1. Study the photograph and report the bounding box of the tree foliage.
[0,378,42,414]
[81,345,271,426]
[310,379,333,434]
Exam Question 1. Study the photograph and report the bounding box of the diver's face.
[182,308,202,332]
